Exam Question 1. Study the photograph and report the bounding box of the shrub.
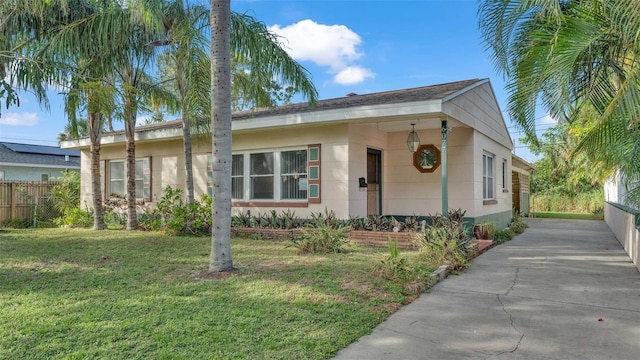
[375,236,410,281]
[54,207,94,228]
[138,187,211,235]
[50,171,80,216]
[509,211,528,235]
[289,224,350,254]
[493,229,515,244]
[414,215,471,271]
[309,208,342,229]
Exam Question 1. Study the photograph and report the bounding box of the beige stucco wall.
[470,131,513,217]
[79,123,513,222]
[231,124,350,218]
[80,125,352,218]
[347,124,387,217]
[382,126,475,217]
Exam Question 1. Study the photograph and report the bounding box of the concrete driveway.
[333,218,640,359]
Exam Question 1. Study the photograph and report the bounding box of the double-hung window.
[109,161,125,197]
[483,153,495,200]
[208,154,245,199]
[105,158,151,201]
[250,152,275,199]
[232,148,310,202]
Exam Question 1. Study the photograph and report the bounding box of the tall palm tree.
[209,0,233,272]
[155,3,317,205]
[479,0,640,201]
[1,0,110,229]
[47,0,165,230]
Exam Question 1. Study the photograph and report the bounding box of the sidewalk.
[333,218,640,359]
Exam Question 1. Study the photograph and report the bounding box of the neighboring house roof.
[0,142,80,168]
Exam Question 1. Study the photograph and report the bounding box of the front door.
[367,148,382,216]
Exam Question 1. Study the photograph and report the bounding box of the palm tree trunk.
[89,111,104,230]
[209,0,233,272]
[182,115,195,204]
[124,82,138,230]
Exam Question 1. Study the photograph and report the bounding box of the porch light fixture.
[406,123,420,152]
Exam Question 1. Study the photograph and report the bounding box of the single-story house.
[63,78,531,228]
[0,142,80,181]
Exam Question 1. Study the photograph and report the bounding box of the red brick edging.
[230,227,418,249]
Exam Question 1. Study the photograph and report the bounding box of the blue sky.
[0,0,554,162]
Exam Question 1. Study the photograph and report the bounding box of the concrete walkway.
[334,219,640,359]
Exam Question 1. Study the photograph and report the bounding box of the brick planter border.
[231,227,418,249]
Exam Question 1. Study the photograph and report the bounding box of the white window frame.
[502,158,508,191]
[233,147,309,202]
[483,152,495,200]
[106,158,150,200]
[0,170,4,180]
[41,173,50,181]
[108,160,126,197]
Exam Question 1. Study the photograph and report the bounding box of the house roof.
[0,142,81,168]
[85,78,485,137]
[63,78,514,150]
[232,78,483,120]
[512,153,535,172]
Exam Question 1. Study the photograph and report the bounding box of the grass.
[0,228,430,360]
[531,211,602,220]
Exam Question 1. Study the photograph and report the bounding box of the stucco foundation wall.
[605,202,640,272]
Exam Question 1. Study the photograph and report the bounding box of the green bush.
[376,236,410,281]
[54,207,94,228]
[493,229,515,244]
[137,186,211,235]
[414,215,471,271]
[289,224,350,254]
[509,211,528,235]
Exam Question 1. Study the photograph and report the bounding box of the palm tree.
[478,0,640,201]
[155,4,317,205]
[1,0,111,229]
[209,0,233,272]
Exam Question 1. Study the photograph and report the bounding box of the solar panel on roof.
[2,143,80,157]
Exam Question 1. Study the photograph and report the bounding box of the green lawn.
[0,228,426,359]
[531,211,602,220]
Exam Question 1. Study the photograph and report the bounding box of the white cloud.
[539,114,558,125]
[0,112,39,126]
[268,19,374,85]
[334,66,375,85]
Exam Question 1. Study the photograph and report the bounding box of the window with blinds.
[280,150,307,200]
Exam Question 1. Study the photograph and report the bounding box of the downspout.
[441,118,449,216]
